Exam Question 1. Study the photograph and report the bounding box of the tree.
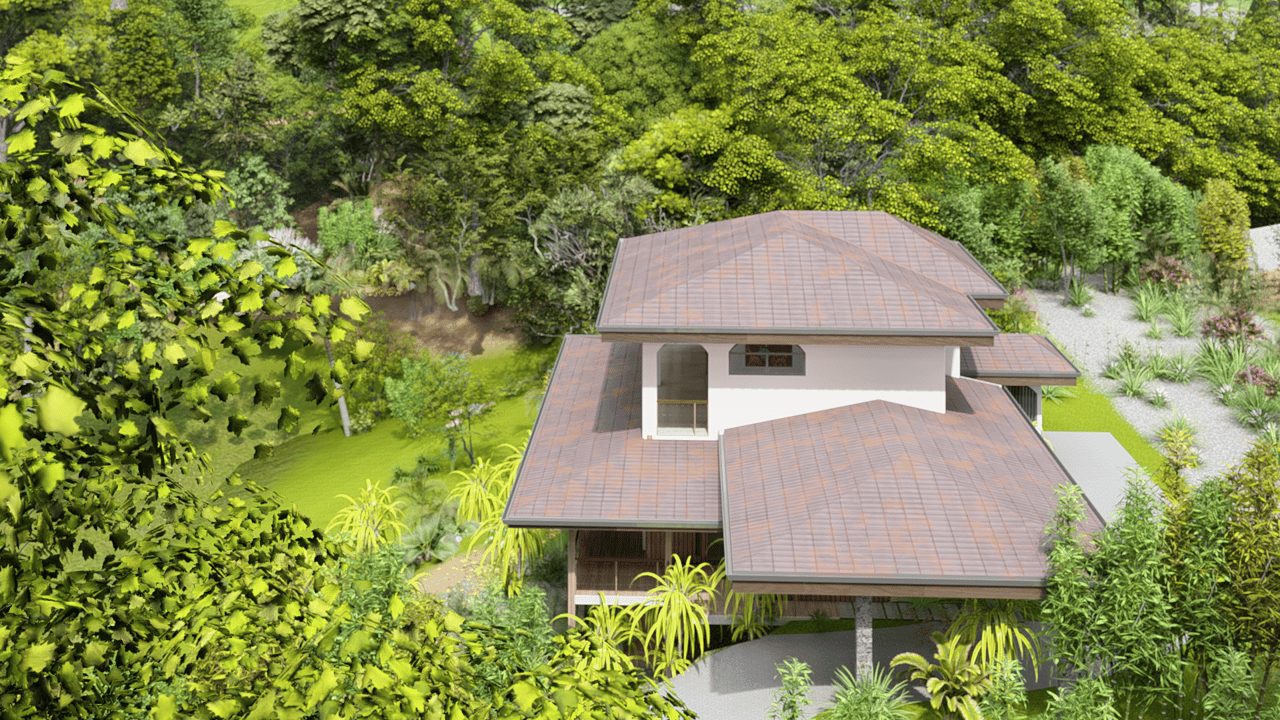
[384,351,494,466]
[1028,156,1108,290]
[1198,177,1251,291]
[170,0,245,100]
[1221,439,1280,712]
[0,59,692,719]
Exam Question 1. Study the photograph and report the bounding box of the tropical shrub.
[1202,648,1258,720]
[1197,338,1252,389]
[326,478,408,553]
[768,658,814,720]
[1237,364,1280,397]
[1165,295,1199,337]
[1228,383,1280,430]
[725,587,788,641]
[977,658,1026,720]
[1141,255,1195,290]
[553,594,640,673]
[1131,282,1169,322]
[950,599,1043,680]
[891,630,993,720]
[827,664,912,720]
[318,197,401,268]
[631,556,726,677]
[224,153,294,229]
[1066,277,1093,307]
[987,287,1039,333]
[1202,307,1265,344]
[1045,677,1121,720]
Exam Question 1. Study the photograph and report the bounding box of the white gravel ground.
[1029,284,1266,484]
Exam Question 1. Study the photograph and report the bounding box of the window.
[729,344,805,375]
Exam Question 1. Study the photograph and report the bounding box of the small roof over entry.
[960,334,1080,386]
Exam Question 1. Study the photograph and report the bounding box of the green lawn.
[230,0,295,22]
[232,338,560,529]
[1042,377,1163,475]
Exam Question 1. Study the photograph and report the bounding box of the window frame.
[728,343,806,376]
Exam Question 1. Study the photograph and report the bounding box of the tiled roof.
[961,335,1080,383]
[596,211,1001,335]
[719,377,1103,587]
[503,336,721,528]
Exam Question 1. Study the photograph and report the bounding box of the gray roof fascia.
[596,325,1000,337]
[723,569,1048,588]
[593,237,627,329]
[967,370,1082,379]
[718,432,735,577]
[503,515,723,531]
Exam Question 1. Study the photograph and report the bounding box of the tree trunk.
[1255,652,1275,717]
[323,338,352,437]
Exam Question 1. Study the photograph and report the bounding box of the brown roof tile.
[503,336,722,528]
[719,377,1104,586]
[961,335,1081,383]
[597,211,1001,335]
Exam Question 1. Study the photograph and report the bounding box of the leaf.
[0,404,26,461]
[36,385,87,436]
[227,415,250,437]
[340,296,370,322]
[254,443,275,460]
[512,680,541,712]
[305,667,338,709]
[117,309,136,330]
[23,642,56,672]
[206,698,240,718]
[213,220,238,238]
[6,129,36,155]
[276,256,298,278]
[153,694,177,720]
[354,340,376,362]
[277,406,300,432]
[121,138,159,165]
[58,93,85,118]
[254,381,281,406]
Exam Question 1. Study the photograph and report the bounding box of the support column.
[855,596,873,680]
[566,530,577,628]
[664,531,673,566]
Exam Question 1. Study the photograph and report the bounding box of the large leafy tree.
[0,59,692,718]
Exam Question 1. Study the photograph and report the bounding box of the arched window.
[729,344,805,376]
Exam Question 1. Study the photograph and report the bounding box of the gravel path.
[1029,285,1264,484]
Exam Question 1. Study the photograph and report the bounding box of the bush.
[769,658,814,720]
[827,664,912,720]
[1140,255,1195,290]
[1236,364,1280,397]
[1046,677,1120,720]
[224,154,293,230]
[336,311,417,430]
[987,288,1040,333]
[318,198,401,268]
[1202,307,1265,344]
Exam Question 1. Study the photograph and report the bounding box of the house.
[502,210,1102,675]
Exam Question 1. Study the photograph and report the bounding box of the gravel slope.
[1029,285,1263,484]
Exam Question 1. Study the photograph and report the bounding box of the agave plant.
[891,630,993,720]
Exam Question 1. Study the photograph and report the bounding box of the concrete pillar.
[855,596,873,680]
[566,530,577,628]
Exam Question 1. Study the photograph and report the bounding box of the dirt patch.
[417,550,488,596]
[290,193,338,243]
[364,290,526,356]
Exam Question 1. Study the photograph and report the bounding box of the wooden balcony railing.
[656,399,708,434]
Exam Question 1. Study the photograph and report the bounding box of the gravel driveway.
[1029,284,1263,483]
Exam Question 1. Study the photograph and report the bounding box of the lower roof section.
[503,335,722,529]
[719,377,1103,589]
[960,334,1080,386]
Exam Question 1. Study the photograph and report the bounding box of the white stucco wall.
[641,342,947,440]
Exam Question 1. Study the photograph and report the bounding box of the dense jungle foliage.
[5,0,1280,337]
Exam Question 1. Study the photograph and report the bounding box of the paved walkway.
[668,624,1058,720]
